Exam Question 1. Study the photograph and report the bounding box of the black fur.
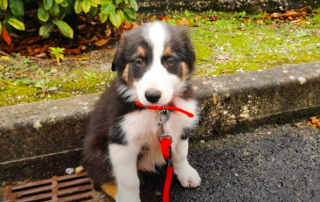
[181,128,192,140]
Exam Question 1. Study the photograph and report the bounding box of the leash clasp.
[158,106,170,134]
[158,106,170,125]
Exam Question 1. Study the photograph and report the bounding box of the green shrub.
[0,0,138,39]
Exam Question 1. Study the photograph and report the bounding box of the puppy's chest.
[120,99,197,171]
[121,99,197,144]
[121,110,191,143]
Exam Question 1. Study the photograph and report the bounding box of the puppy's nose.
[145,89,161,103]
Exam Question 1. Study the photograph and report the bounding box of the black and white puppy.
[83,21,201,202]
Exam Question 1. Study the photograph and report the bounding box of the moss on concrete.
[1,10,320,107]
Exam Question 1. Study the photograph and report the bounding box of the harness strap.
[134,100,194,118]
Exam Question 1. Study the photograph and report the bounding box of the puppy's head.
[112,21,196,106]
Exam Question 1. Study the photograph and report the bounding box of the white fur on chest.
[120,97,198,171]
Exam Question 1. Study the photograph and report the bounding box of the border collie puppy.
[83,21,201,202]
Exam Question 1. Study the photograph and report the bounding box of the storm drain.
[1,172,113,202]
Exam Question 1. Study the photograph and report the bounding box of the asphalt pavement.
[140,121,320,202]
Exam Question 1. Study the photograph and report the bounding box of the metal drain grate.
[1,172,113,202]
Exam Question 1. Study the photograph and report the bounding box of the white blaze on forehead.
[143,21,168,60]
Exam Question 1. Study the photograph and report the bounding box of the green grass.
[1,10,320,107]
[192,19,320,76]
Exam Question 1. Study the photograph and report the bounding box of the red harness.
[134,100,194,118]
[134,100,194,202]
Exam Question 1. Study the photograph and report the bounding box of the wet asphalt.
[140,122,320,202]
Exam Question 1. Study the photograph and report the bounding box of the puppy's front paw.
[175,165,201,188]
[115,194,141,202]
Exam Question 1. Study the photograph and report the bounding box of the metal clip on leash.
[158,106,171,140]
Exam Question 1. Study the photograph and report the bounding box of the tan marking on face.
[122,64,130,83]
[137,46,145,57]
[180,62,189,80]
[164,46,171,56]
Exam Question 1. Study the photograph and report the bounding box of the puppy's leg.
[109,143,141,202]
[173,138,201,188]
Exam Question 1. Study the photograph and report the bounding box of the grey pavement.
[140,121,320,202]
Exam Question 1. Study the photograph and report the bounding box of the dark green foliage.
[0,0,138,38]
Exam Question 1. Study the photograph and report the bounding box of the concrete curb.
[1,62,320,185]
[137,0,320,13]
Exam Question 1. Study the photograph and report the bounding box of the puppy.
[83,21,201,202]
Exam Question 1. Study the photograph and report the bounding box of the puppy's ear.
[111,50,119,72]
[186,38,196,64]
[182,30,196,65]
[111,34,128,72]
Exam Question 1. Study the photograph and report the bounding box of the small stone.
[235,173,239,177]
[66,168,75,175]
[298,77,306,85]
[33,120,42,130]
[289,75,295,80]
[75,165,84,173]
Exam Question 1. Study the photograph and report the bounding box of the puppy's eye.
[134,58,143,67]
[167,58,176,66]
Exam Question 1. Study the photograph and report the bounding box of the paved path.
[140,122,320,202]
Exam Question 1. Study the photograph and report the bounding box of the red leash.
[134,99,194,202]
[160,137,173,202]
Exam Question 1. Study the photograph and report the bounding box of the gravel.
[140,122,320,202]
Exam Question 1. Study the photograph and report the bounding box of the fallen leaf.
[87,36,99,43]
[73,57,90,61]
[35,52,47,58]
[78,24,86,30]
[75,165,84,173]
[257,19,264,25]
[270,13,282,18]
[194,15,200,22]
[300,19,307,24]
[176,18,190,26]
[283,11,299,17]
[210,16,218,21]
[298,6,311,13]
[202,15,209,20]
[105,46,114,50]
[1,81,8,86]
[158,16,171,21]
[309,117,320,128]
[149,16,156,22]
[243,18,249,23]
[311,117,317,124]
[3,27,12,46]
[95,39,110,46]
[0,56,10,60]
